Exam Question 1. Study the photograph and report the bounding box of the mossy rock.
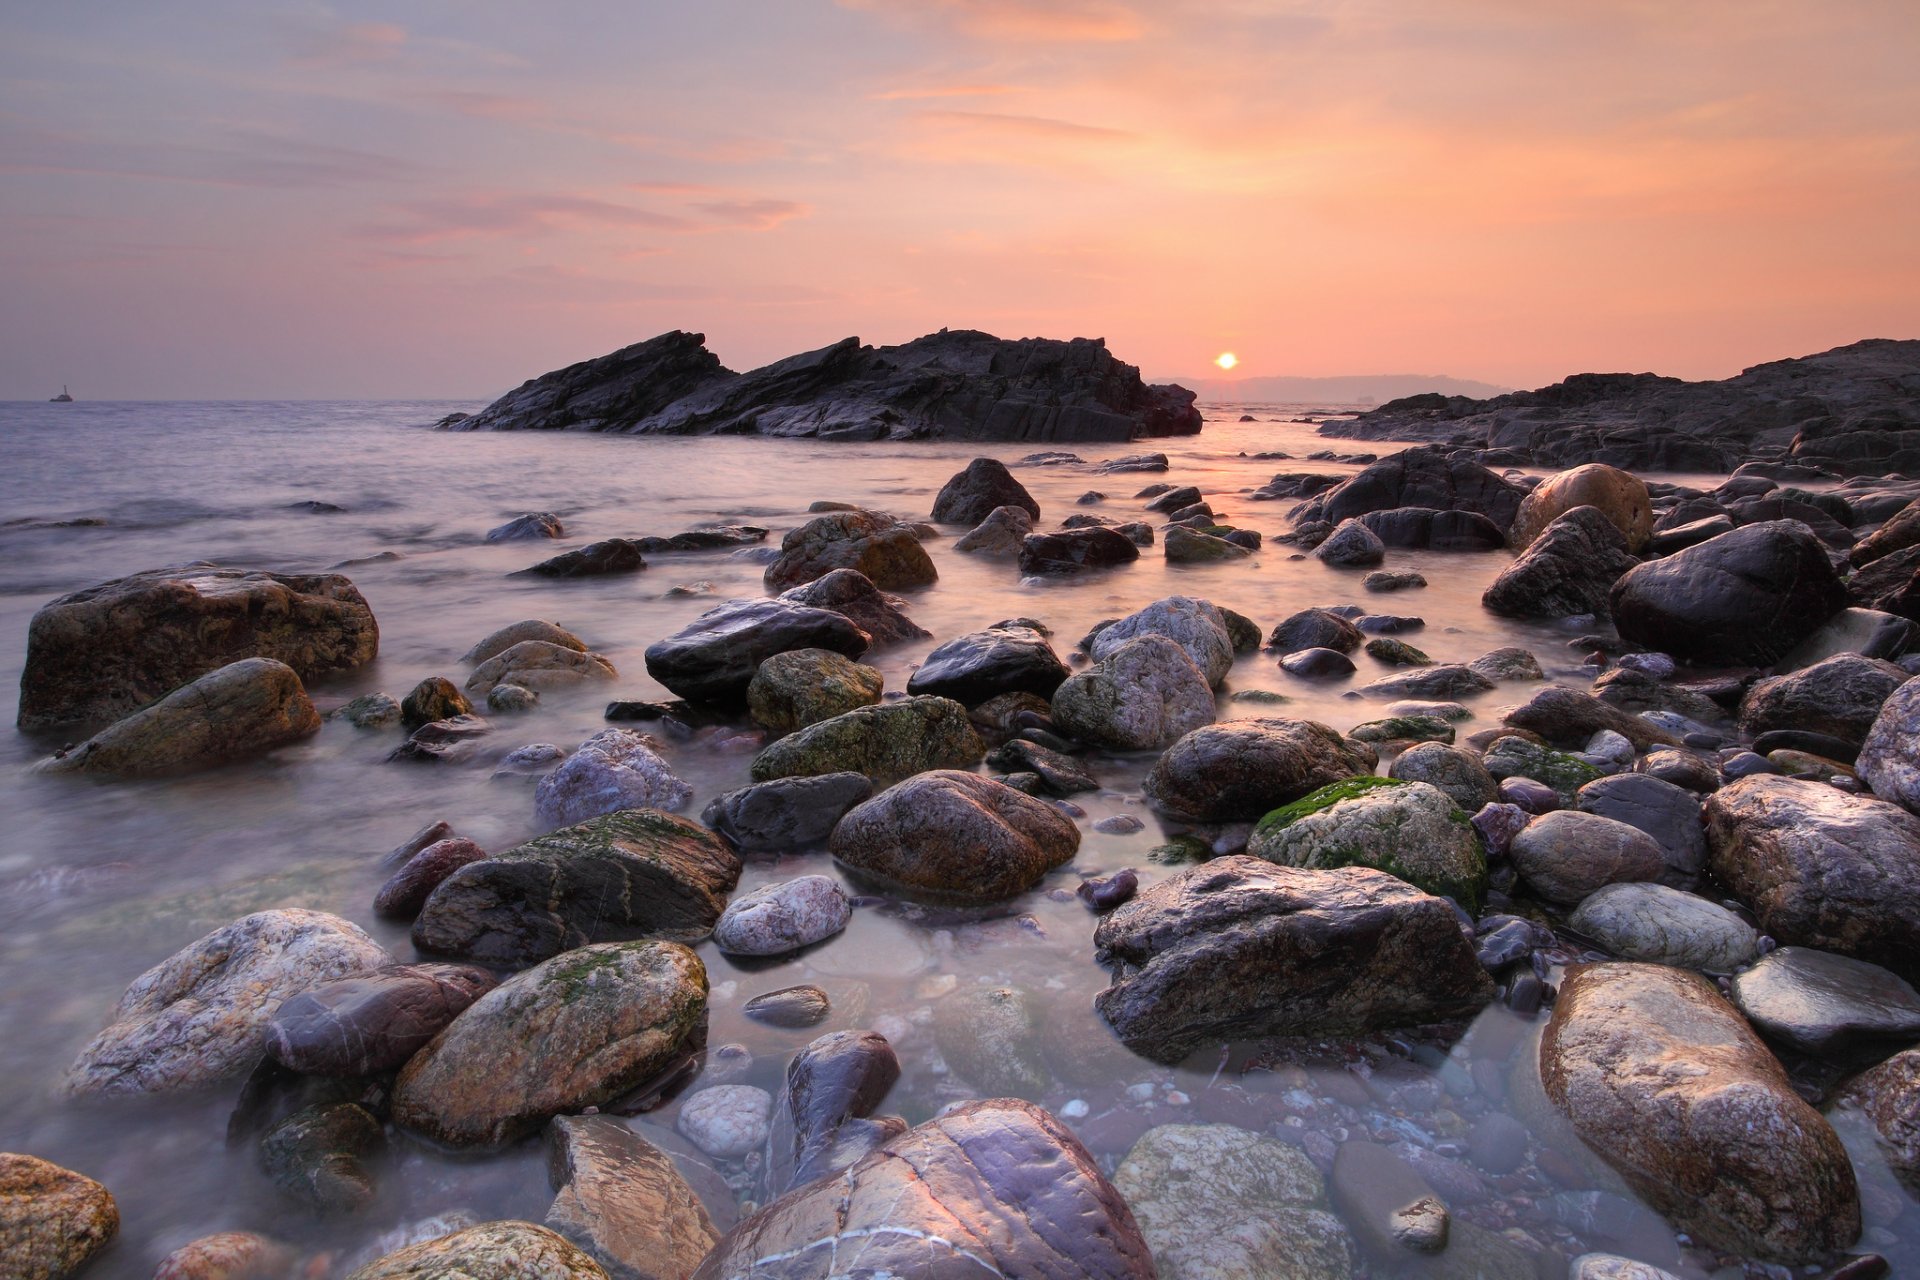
[1250,778,1486,912]
[1348,715,1455,745]
[1149,835,1215,864]
[1253,775,1408,835]
[1482,735,1605,802]
[1364,638,1432,666]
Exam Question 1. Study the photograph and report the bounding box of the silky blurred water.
[0,399,1902,1276]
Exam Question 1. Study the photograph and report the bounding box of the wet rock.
[1569,1254,1683,1280]
[1482,736,1606,803]
[547,1116,720,1280]
[1706,775,1920,979]
[335,692,402,729]
[701,773,873,853]
[1249,778,1487,910]
[1091,596,1236,687]
[932,457,1039,525]
[414,809,740,965]
[462,618,588,665]
[1355,507,1508,551]
[1364,637,1431,666]
[1851,497,1920,568]
[1609,520,1848,666]
[1094,857,1492,1063]
[266,963,496,1076]
[713,876,851,957]
[1856,676,1920,815]
[1281,647,1355,678]
[1349,714,1454,745]
[1539,962,1859,1263]
[777,568,929,646]
[259,1101,383,1213]
[1638,747,1721,792]
[0,1154,118,1280]
[1833,1047,1920,1193]
[1018,525,1142,574]
[633,525,769,554]
[394,941,707,1149]
[487,512,566,542]
[41,657,320,778]
[828,770,1078,902]
[1113,1123,1354,1280]
[1358,664,1494,699]
[1313,518,1386,567]
[1741,654,1908,746]
[1389,742,1498,812]
[1305,446,1528,531]
[399,676,471,730]
[692,1098,1155,1280]
[776,1029,903,1192]
[933,985,1050,1095]
[535,729,693,826]
[1143,718,1375,822]
[743,986,831,1028]
[1366,570,1427,592]
[764,509,936,592]
[749,696,984,787]
[18,565,377,730]
[375,838,489,919]
[985,738,1097,793]
[522,538,648,577]
[1575,773,1707,884]
[152,1231,292,1280]
[952,504,1033,556]
[1498,775,1560,814]
[487,683,539,713]
[465,641,617,696]
[1503,685,1680,753]
[644,598,870,705]
[1510,464,1654,552]
[387,713,492,765]
[1467,647,1544,683]
[62,908,388,1099]
[1510,811,1665,905]
[1482,506,1639,619]
[1268,608,1362,655]
[1079,868,1139,910]
[344,1220,610,1279]
[1471,802,1530,858]
[1730,946,1920,1055]
[677,1084,774,1159]
[1568,883,1758,970]
[1327,1141,1530,1278]
[906,625,1068,705]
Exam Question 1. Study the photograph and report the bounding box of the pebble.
[1093,814,1145,834]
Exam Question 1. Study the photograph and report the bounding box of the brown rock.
[828,770,1079,902]
[39,657,320,777]
[0,1154,119,1280]
[1509,464,1654,552]
[546,1116,719,1280]
[763,509,936,592]
[344,1221,609,1279]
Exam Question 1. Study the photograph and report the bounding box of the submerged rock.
[1052,633,1217,751]
[546,1115,720,1280]
[905,625,1069,705]
[40,657,320,777]
[776,1028,903,1193]
[748,696,984,787]
[259,1101,384,1213]
[0,1154,119,1280]
[712,875,851,956]
[533,728,693,826]
[828,770,1079,902]
[521,539,648,578]
[932,985,1050,1096]
[462,618,587,665]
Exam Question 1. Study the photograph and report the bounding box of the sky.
[2,1,1917,400]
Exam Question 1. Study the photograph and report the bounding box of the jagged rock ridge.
[448,328,1202,444]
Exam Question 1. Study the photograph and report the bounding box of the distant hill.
[1160,373,1513,405]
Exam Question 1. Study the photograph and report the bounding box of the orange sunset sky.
[3,1,1917,399]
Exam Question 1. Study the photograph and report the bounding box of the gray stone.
[1313,518,1386,567]
[534,729,693,826]
[1575,773,1707,883]
[1568,883,1758,971]
[465,641,617,696]
[905,625,1068,705]
[1510,811,1665,906]
[677,1085,774,1159]
[712,875,851,957]
[1858,675,1920,815]
[463,618,587,665]
[1482,506,1639,619]
[644,597,870,704]
[1730,946,1920,1055]
[701,773,873,853]
[1052,634,1217,751]
[952,504,1033,556]
[1091,596,1236,687]
[40,657,320,778]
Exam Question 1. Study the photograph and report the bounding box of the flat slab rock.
[1729,946,1920,1056]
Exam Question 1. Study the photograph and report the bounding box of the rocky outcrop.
[644,598,870,704]
[18,565,377,730]
[450,328,1201,444]
[39,657,320,777]
[828,770,1079,902]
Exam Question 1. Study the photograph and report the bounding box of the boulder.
[259,1101,383,1212]
[690,1099,1156,1280]
[1481,507,1639,619]
[1163,526,1250,562]
[1705,775,1920,980]
[748,696,984,787]
[1609,520,1848,666]
[777,569,929,646]
[952,505,1033,556]
[1267,608,1362,655]
[905,625,1068,705]
[345,1221,610,1280]
[1857,675,1920,814]
[521,539,648,577]
[1539,962,1859,1263]
[1740,653,1908,745]
[1312,518,1385,567]
[1308,447,1528,531]
[1093,858,1492,1063]
[1144,718,1375,821]
[1730,946,1920,1055]
[1850,496,1920,567]
[62,908,389,1098]
[1502,685,1681,753]
[265,963,497,1076]
[1482,736,1605,803]
[1568,883,1759,971]
[763,510,936,592]
[1388,742,1498,812]
[677,1086,774,1160]
[1510,811,1665,906]
[701,773,873,853]
[400,676,473,729]
[393,942,707,1149]
[743,986,832,1029]
[1248,778,1487,910]
[465,641,616,696]
[828,770,1079,902]
[39,657,319,777]
[1089,596,1235,687]
[1051,634,1217,751]
[1575,773,1707,883]
[1354,507,1507,550]
[546,1116,720,1280]
[1280,647,1354,678]
[1832,1047,1920,1192]
[0,1154,119,1280]
[413,810,741,965]
[463,619,588,665]
[1509,464,1654,552]
[643,598,870,704]
[775,1029,903,1193]
[712,875,851,956]
[1017,526,1141,574]
[931,457,1039,525]
[534,729,693,826]
[746,648,883,732]
[17,565,377,730]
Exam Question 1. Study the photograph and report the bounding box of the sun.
[1214,351,1239,371]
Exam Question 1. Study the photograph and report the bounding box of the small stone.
[0,1154,119,1280]
[335,692,401,729]
[712,875,851,957]
[676,1085,773,1159]
[743,985,831,1028]
[1391,1195,1449,1253]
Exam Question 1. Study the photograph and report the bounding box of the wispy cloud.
[914,109,1134,141]
[870,83,1021,100]
[839,0,1145,42]
[0,127,423,189]
[285,20,408,67]
[695,199,811,230]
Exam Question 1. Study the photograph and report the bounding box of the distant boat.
[49,385,73,402]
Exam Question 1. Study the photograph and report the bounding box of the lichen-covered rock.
[931,457,1039,525]
[345,1220,610,1279]
[1539,962,1859,1263]
[749,696,984,787]
[1568,883,1759,971]
[413,810,740,965]
[1090,596,1235,687]
[1482,735,1606,803]
[266,963,497,1076]
[712,875,851,956]
[18,565,377,730]
[534,729,693,826]
[644,598,870,704]
[40,657,320,778]
[747,648,882,732]
[62,908,389,1098]
[905,625,1069,705]
[763,509,936,592]
[1094,857,1493,1063]
[0,1154,119,1280]
[1347,714,1454,745]
[1143,718,1375,822]
[1249,779,1487,910]
[828,770,1078,902]
[1051,633,1216,751]
[1509,464,1654,552]
[546,1116,719,1280]
[701,773,873,853]
[1510,811,1665,906]
[465,641,616,697]
[393,942,708,1149]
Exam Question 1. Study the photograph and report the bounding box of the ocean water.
[0,399,1899,1276]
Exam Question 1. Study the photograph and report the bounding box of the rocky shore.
[13,439,1920,1279]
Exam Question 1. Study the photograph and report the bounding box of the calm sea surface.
[0,400,1897,1276]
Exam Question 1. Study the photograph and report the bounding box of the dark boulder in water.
[519,539,648,578]
[643,597,870,704]
[1017,526,1141,575]
[1294,446,1528,532]
[930,457,1040,525]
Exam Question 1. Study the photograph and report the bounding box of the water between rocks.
[0,399,1903,1277]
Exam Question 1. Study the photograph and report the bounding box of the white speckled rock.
[1570,1254,1683,1280]
[711,875,851,957]
[1090,596,1236,688]
[1568,882,1759,971]
[676,1085,773,1160]
[1858,677,1920,816]
[535,729,692,826]
[1052,633,1217,751]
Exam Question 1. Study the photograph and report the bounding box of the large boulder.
[905,625,1068,705]
[534,729,693,826]
[763,510,936,592]
[17,565,377,730]
[546,1116,720,1280]
[1509,464,1653,552]
[394,942,707,1149]
[1143,719,1375,821]
[748,696,984,787]
[1481,506,1639,620]
[1308,446,1528,530]
[1539,963,1859,1263]
[828,770,1079,902]
[1608,521,1848,666]
[1741,653,1908,746]
[1857,675,1920,813]
[1354,506,1507,550]
[413,810,741,965]
[1093,857,1493,1063]
[701,773,873,853]
[1017,527,1141,575]
[690,1098,1156,1280]
[776,568,929,646]
[62,909,389,1098]
[746,648,883,732]
[1705,775,1920,980]
[0,1154,119,1280]
[1051,634,1217,751]
[931,457,1039,525]
[39,657,320,777]
[643,598,869,704]
[345,1220,610,1280]
[1387,741,1498,812]
[266,963,497,1077]
[1090,596,1235,687]
[1248,778,1486,910]
[1567,883,1759,971]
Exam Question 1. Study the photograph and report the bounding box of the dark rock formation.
[643,597,870,704]
[1482,506,1640,619]
[1291,446,1528,532]
[930,457,1040,524]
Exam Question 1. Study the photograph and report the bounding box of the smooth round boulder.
[677,1085,775,1160]
[266,963,497,1076]
[1051,633,1217,751]
[0,1154,119,1280]
[1740,653,1908,746]
[748,696,984,787]
[1267,608,1362,655]
[1509,810,1664,906]
[763,509,937,593]
[931,457,1039,525]
[712,875,851,957]
[400,676,473,730]
[375,837,490,919]
[1090,596,1235,687]
[1145,718,1374,822]
[534,728,693,826]
[1857,675,1920,815]
[1389,741,1498,812]
[828,770,1079,902]
[1249,778,1487,910]
[1568,883,1759,971]
[1280,648,1355,678]
[465,641,616,697]
[461,618,586,665]
[904,625,1068,705]
[1312,518,1385,567]
[1509,464,1654,552]
[345,1221,609,1280]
